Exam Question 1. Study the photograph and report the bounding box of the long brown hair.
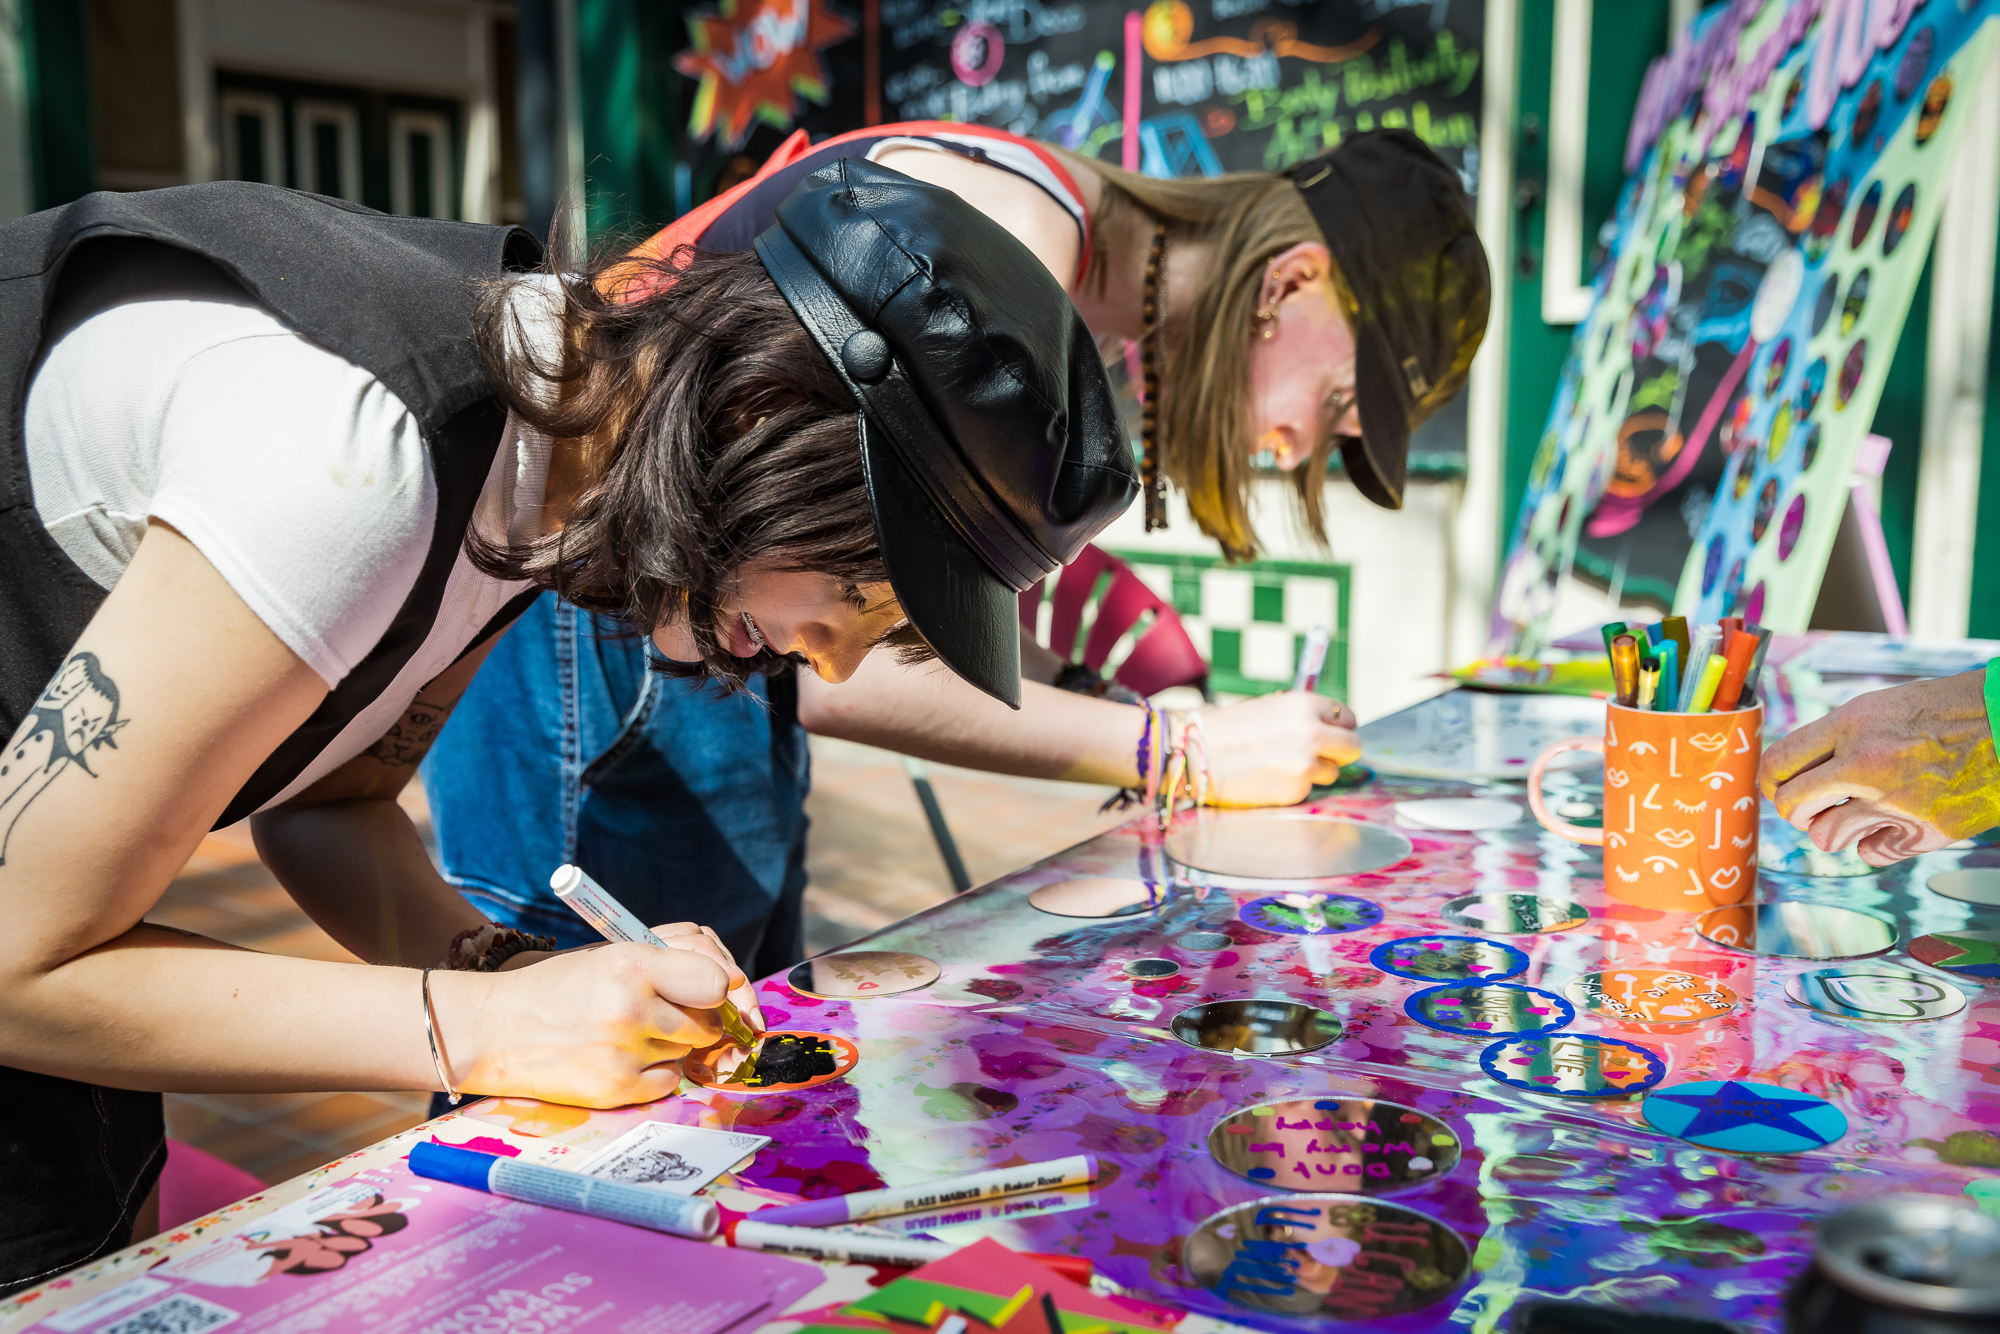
[467,243,926,687]
[1050,149,1349,562]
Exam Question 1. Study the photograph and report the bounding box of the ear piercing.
[741,612,768,650]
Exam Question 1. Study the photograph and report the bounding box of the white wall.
[1094,475,1461,724]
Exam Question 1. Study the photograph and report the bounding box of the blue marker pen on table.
[410,1141,719,1238]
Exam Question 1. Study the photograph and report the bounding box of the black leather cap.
[755,157,1136,707]
[1290,129,1490,509]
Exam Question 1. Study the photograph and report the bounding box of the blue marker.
[1654,641,1680,711]
[410,1141,719,1238]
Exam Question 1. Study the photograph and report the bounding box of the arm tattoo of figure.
[1,652,128,865]
[364,693,457,769]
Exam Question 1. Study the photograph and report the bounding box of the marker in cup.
[551,863,762,1056]
[748,1154,1100,1227]
[411,1141,718,1238]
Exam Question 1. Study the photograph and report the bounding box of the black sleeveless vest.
[0,182,542,824]
[0,185,538,1290]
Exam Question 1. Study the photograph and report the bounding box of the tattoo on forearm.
[1,652,128,865]
[364,694,457,768]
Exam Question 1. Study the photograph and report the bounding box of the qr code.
[103,1295,239,1334]
[599,1147,701,1184]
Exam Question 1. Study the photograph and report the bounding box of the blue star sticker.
[1642,1079,1848,1153]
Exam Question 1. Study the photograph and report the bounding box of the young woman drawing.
[0,162,1131,1284]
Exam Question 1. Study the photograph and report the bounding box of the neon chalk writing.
[1627,0,1924,171]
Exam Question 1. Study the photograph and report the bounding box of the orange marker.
[1710,628,1760,711]
[1611,634,1642,707]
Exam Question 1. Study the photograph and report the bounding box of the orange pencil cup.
[1527,702,1761,911]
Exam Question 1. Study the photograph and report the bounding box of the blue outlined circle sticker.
[1370,935,1529,983]
[1641,1079,1848,1153]
[1405,983,1574,1037]
[1480,1033,1667,1098]
[1239,893,1382,936]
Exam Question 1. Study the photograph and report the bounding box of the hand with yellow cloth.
[1760,669,2000,866]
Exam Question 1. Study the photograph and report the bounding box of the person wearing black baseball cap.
[414,123,1488,989]
[1020,126,1492,558]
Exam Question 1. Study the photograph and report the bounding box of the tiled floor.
[155,742,1123,1187]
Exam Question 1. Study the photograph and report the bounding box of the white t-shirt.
[23,269,559,811]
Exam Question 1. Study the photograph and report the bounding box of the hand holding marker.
[1603,618,1769,713]
[551,864,765,1079]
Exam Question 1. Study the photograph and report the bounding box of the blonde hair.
[1051,148,1347,562]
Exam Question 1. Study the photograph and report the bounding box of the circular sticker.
[1918,74,1952,143]
[1908,929,2000,980]
[1171,999,1342,1057]
[1393,798,1523,831]
[1404,983,1574,1038]
[1926,868,2000,907]
[1479,1033,1667,1098]
[1786,965,1967,1021]
[1811,273,1839,335]
[1751,248,1804,342]
[1208,1097,1460,1194]
[1840,267,1870,336]
[1884,183,1916,253]
[1370,935,1530,984]
[1850,181,1883,247]
[1166,813,1412,881]
[785,951,941,999]
[1124,958,1181,980]
[1836,342,1866,412]
[1695,902,1896,959]
[1563,969,1739,1025]
[1179,930,1234,951]
[1184,1194,1471,1319]
[1028,877,1159,918]
[1642,1079,1849,1154]
[1241,893,1383,936]
[1442,894,1589,935]
[687,1031,859,1094]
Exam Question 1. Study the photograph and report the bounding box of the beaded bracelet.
[445,923,558,973]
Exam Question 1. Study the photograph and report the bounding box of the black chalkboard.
[666,0,1485,462]
[875,0,1482,189]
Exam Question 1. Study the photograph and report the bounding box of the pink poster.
[29,1162,822,1334]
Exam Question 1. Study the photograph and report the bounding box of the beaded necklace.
[1139,217,1169,531]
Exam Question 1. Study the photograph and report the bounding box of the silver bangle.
[421,967,461,1106]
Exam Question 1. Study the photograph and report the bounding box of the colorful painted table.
[9,659,1999,1333]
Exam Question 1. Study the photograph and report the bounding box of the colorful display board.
[1495,0,2000,652]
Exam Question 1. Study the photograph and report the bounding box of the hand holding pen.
[553,865,767,1069]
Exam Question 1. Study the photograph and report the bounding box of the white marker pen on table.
[728,1218,956,1266]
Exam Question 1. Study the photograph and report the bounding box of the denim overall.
[421,591,811,976]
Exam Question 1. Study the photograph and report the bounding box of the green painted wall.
[24,0,95,208]
[576,0,683,243]
[1500,0,1674,557]
[1870,246,1929,605]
